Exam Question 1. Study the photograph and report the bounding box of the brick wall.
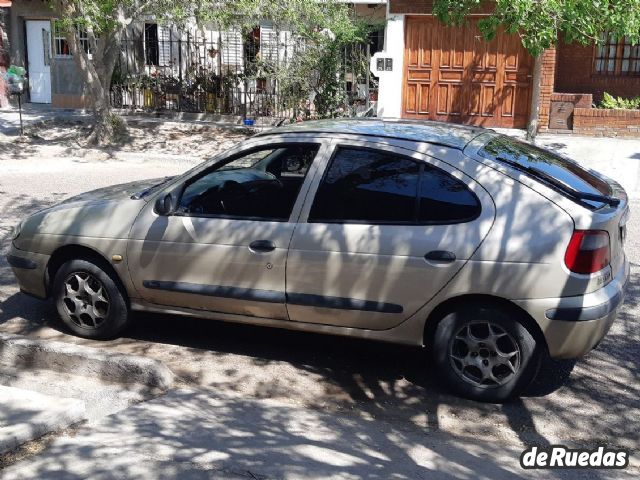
[537,48,557,133]
[389,0,493,14]
[573,108,640,137]
[389,0,435,14]
[555,40,640,103]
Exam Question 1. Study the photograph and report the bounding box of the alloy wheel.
[62,272,110,329]
[449,322,521,388]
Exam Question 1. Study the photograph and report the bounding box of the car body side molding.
[143,280,286,304]
[287,293,403,314]
[142,280,403,314]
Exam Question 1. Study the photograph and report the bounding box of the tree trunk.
[62,16,121,145]
[87,39,121,144]
[526,54,543,141]
[88,83,114,144]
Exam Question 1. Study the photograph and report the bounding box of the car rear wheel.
[432,304,541,402]
[53,259,129,339]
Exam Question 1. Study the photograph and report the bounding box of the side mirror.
[154,192,175,216]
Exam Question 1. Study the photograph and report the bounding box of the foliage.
[51,0,194,37]
[50,0,198,143]
[433,0,640,57]
[200,0,369,118]
[599,92,640,110]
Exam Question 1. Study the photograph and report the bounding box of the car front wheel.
[432,304,541,402]
[53,258,130,339]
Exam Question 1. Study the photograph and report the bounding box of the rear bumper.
[513,258,629,359]
[6,243,50,300]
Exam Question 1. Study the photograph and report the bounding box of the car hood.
[60,177,172,205]
[16,178,173,249]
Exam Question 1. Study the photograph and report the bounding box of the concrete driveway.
[0,126,639,476]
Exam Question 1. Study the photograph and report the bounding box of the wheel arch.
[46,244,128,303]
[422,294,548,354]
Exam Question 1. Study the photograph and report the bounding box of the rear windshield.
[479,136,611,206]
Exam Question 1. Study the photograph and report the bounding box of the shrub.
[599,92,640,110]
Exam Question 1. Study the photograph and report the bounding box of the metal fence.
[109,24,377,121]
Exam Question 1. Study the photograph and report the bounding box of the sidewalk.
[3,388,635,480]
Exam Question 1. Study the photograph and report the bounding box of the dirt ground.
[0,117,252,162]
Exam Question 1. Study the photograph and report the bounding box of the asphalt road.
[1,133,639,473]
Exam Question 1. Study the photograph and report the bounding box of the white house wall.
[370,12,404,118]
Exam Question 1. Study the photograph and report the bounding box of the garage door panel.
[408,70,431,81]
[419,84,430,113]
[403,16,533,128]
[514,85,530,117]
[502,85,515,117]
[481,85,496,116]
[437,84,449,114]
[407,21,419,67]
[440,70,464,82]
[405,83,417,113]
[419,24,432,67]
[450,84,463,116]
[469,84,481,116]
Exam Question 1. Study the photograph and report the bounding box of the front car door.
[127,138,328,320]
[285,140,495,330]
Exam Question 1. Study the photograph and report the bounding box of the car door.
[285,140,495,330]
[127,139,326,320]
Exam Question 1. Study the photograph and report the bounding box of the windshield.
[479,136,612,208]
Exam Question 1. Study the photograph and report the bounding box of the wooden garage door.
[403,17,534,128]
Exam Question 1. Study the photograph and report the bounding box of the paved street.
[0,123,639,477]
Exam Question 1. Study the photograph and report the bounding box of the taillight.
[564,230,610,274]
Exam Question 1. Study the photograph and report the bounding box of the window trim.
[307,145,481,226]
[173,142,322,223]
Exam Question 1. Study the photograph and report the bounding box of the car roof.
[256,118,491,150]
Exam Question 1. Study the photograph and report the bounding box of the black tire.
[432,304,541,402]
[52,258,130,339]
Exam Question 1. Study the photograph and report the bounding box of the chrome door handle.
[249,240,276,253]
[425,250,456,263]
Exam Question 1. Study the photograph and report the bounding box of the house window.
[144,23,171,67]
[53,21,91,57]
[144,23,159,66]
[594,33,640,75]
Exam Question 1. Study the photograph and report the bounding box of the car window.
[178,144,319,220]
[479,136,611,208]
[309,147,480,224]
[419,167,481,223]
[309,148,419,223]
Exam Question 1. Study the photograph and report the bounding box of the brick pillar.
[537,48,557,133]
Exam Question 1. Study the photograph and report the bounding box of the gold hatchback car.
[8,120,629,401]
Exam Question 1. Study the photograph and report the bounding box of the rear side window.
[419,167,481,223]
[309,147,480,224]
[479,137,611,205]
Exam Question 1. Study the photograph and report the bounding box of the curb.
[0,333,174,391]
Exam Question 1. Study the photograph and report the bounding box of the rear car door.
[285,141,495,330]
[127,139,327,320]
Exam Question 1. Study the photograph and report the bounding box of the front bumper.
[6,242,50,299]
[513,258,630,359]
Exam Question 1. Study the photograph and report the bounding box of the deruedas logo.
[520,446,629,469]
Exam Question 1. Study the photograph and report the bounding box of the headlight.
[12,221,23,241]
